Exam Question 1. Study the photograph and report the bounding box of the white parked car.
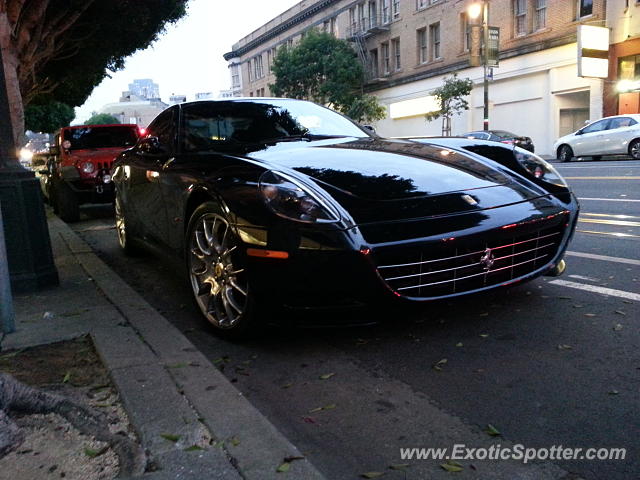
[553,114,640,162]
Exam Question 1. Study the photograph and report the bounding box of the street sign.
[487,26,499,67]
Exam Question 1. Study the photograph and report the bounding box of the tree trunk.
[0,373,146,477]
[0,12,25,145]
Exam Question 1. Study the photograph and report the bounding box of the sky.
[73,0,301,123]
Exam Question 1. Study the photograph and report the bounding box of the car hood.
[244,138,546,224]
[67,147,126,164]
[248,138,516,199]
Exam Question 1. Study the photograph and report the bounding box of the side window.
[581,119,609,134]
[609,117,636,129]
[182,104,233,152]
[147,108,176,153]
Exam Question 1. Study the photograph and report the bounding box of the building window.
[382,42,390,73]
[330,17,337,36]
[392,0,400,18]
[349,7,357,35]
[392,37,401,70]
[514,0,527,36]
[535,0,546,29]
[369,1,377,28]
[417,0,427,9]
[430,22,441,60]
[417,28,427,64]
[231,64,240,89]
[247,61,253,82]
[358,3,366,31]
[382,0,390,23]
[254,55,264,79]
[461,12,470,52]
[369,48,379,78]
[579,0,593,18]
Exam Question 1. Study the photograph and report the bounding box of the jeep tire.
[54,179,80,222]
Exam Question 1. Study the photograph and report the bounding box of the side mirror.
[575,129,583,136]
[137,136,165,155]
[362,125,376,135]
[49,145,60,155]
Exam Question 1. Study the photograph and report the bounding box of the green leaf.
[84,446,107,458]
[184,445,204,452]
[433,358,447,371]
[160,434,181,443]
[389,463,410,470]
[230,437,240,447]
[62,372,71,383]
[440,463,463,472]
[319,373,335,380]
[485,424,501,436]
[276,462,291,473]
[361,472,385,478]
[282,382,293,389]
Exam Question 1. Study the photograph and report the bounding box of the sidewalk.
[4,215,325,480]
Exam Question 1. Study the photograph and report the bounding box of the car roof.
[64,124,138,129]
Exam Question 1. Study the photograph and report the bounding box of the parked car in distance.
[40,124,140,222]
[553,114,640,162]
[112,98,578,338]
[462,130,535,153]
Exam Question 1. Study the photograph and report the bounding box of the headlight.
[80,162,95,174]
[259,170,340,223]
[514,149,567,187]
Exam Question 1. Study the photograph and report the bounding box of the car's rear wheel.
[186,202,257,338]
[114,195,140,255]
[54,179,80,222]
[558,145,574,163]
[629,139,640,160]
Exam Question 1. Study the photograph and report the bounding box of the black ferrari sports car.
[112,98,578,336]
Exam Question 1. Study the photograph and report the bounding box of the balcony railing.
[348,15,390,38]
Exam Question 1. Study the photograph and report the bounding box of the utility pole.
[0,44,58,295]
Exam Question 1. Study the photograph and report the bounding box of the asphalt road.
[69,158,639,480]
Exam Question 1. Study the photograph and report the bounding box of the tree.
[0,0,187,143]
[84,113,121,125]
[425,73,474,136]
[24,101,74,133]
[270,30,385,123]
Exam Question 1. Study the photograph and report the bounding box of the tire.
[114,194,140,256]
[558,145,574,163]
[186,202,258,338]
[54,180,80,222]
[629,139,640,160]
[591,156,601,161]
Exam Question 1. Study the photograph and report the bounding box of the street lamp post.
[468,0,490,131]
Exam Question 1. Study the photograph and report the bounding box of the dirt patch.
[0,336,139,480]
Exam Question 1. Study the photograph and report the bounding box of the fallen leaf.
[83,447,107,458]
[308,406,323,413]
[301,416,315,424]
[608,390,619,395]
[230,437,240,447]
[184,445,204,452]
[319,373,335,380]
[308,404,336,413]
[433,358,447,371]
[479,312,489,317]
[160,434,181,443]
[584,313,596,317]
[389,463,410,470]
[62,372,71,383]
[456,342,463,347]
[558,344,573,350]
[282,382,293,389]
[479,334,489,338]
[573,304,583,308]
[440,463,463,472]
[361,472,385,478]
[615,310,626,316]
[613,324,623,331]
[276,462,291,473]
[485,424,501,436]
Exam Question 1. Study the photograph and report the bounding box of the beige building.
[224,0,607,156]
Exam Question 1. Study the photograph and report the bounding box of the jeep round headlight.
[514,149,567,187]
[81,162,95,174]
[259,170,339,223]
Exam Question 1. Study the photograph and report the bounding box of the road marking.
[582,212,640,220]
[568,274,600,282]
[564,176,640,180]
[566,251,640,266]
[578,197,640,202]
[548,279,640,302]
[578,218,640,227]
[577,229,640,238]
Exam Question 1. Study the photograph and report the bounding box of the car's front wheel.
[558,145,574,163]
[186,202,257,338]
[114,195,140,255]
[629,139,640,160]
[54,179,80,222]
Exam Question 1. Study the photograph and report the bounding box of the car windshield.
[63,126,138,150]
[493,131,519,139]
[182,99,369,152]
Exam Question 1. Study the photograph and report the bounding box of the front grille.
[375,221,566,299]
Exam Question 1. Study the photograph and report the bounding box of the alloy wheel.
[188,213,248,329]
[114,197,127,249]
[630,140,640,160]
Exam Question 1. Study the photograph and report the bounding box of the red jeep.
[44,124,140,222]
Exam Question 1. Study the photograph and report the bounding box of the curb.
[49,216,326,480]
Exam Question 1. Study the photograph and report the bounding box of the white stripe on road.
[548,279,640,302]
[568,274,600,282]
[578,198,640,202]
[566,251,640,266]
